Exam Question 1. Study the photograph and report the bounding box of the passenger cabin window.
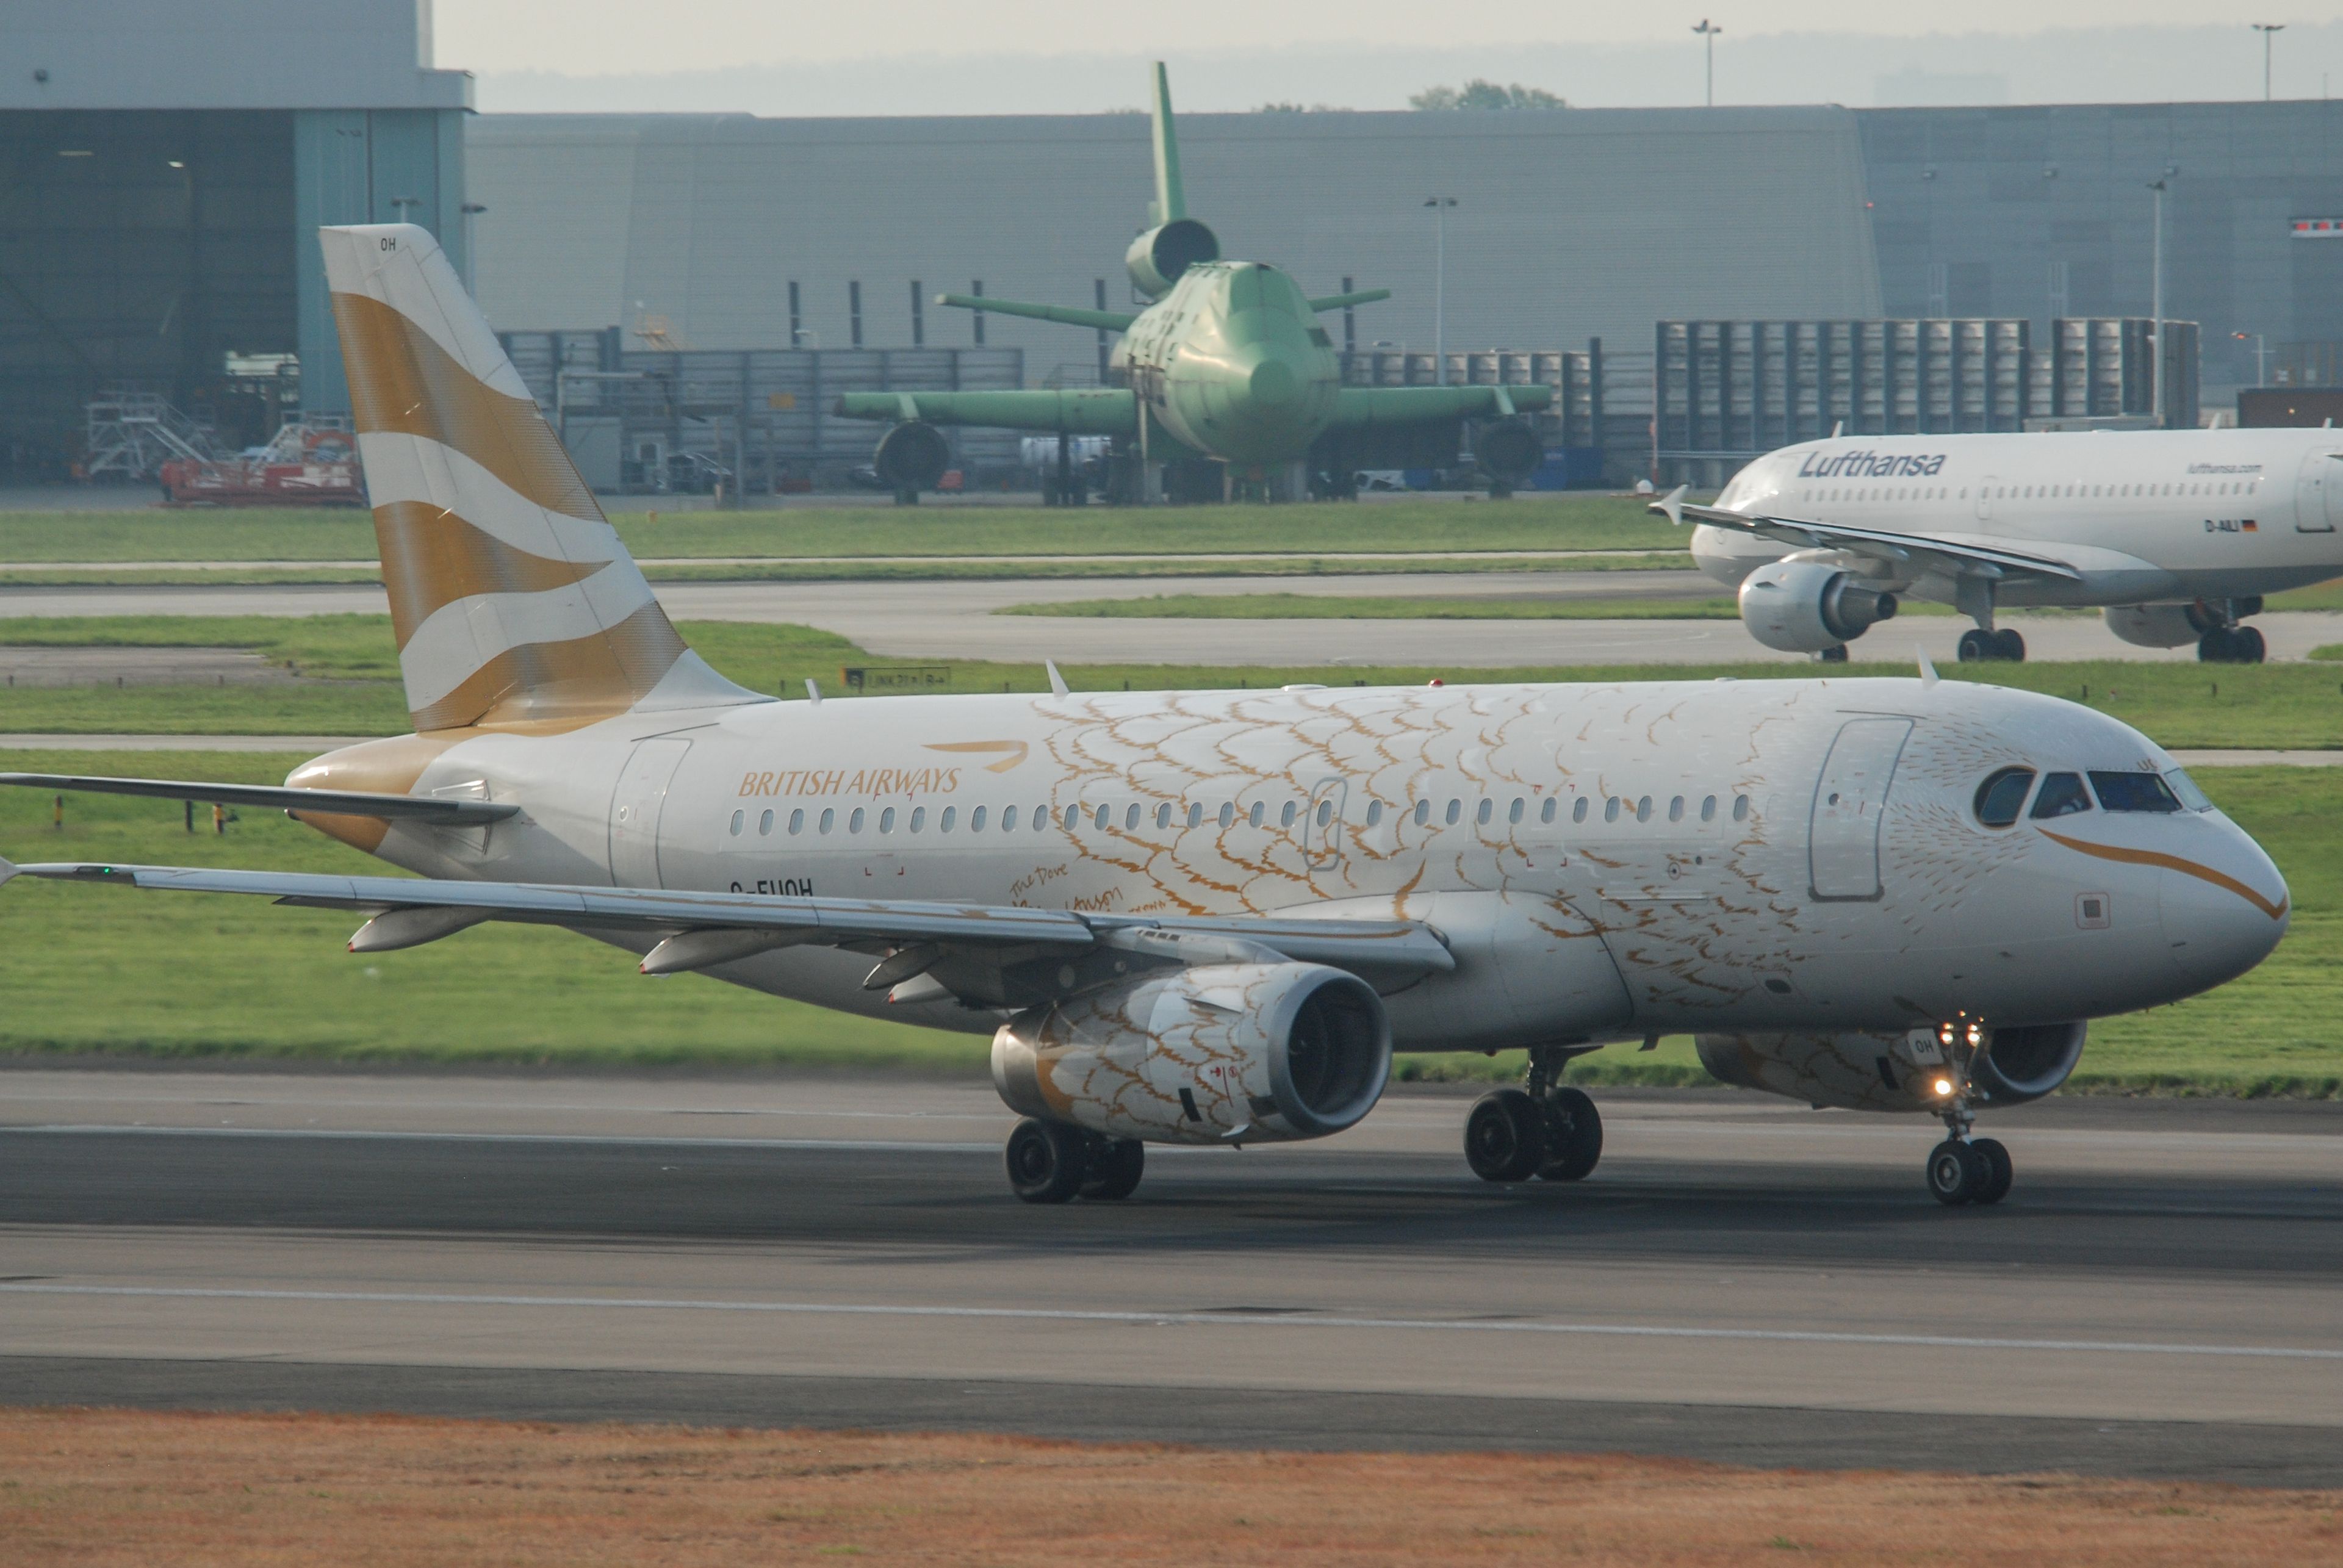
[1315,800,1333,827]
[1413,800,1431,825]
[2029,772,2092,819]
[1248,802,1265,827]
[1476,799,1493,825]
[1573,797,1589,823]
[2090,771,2183,814]
[849,807,865,833]
[760,809,775,835]
[1973,766,2036,827]
[970,805,987,832]
[1218,802,1236,828]
[940,807,956,832]
[1732,795,1751,822]
[729,810,744,836]
[1445,799,1462,825]
[1701,794,1717,821]
[879,807,896,833]
[1156,803,1172,829]
[1126,804,1141,829]
[1509,797,1525,824]
[1603,797,1621,822]
[1366,800,1384,827]
[1093,805,1110,829]
[910,807,926,832]
[788,808,805,835]
[1279,801,1297,828]
[1065,805,1082,830]
[1188,803,1204,827]
[1540,797,1557,824]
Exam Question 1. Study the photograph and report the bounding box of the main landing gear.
[1004,1117,1144,1204]
[1956,627,2026,663]
[1922,1023,2014,1207]
[2198,624,2267,664]
[1464,1048,1603,1184]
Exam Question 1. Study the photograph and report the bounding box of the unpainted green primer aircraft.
[833,63,1551,503]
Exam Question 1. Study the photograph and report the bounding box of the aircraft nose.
[2157,821,2289,989]
[1243,353,1299,409]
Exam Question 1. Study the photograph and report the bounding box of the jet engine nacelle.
[1473,417,1544,488]
[1695,1021,2086,1113]
[2104,603,2204,649]
[991,962,1391,1144]
[871,420,950,493]
[1737,558,1898,654]
[1125,217,1219,299]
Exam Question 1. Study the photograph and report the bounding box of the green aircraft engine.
[872,420,951,494]
[1475,418,1545,489]
[1125,217,1219,300]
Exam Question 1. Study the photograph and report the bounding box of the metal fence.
[1654,317,2200,485]
[497,331,1026,494]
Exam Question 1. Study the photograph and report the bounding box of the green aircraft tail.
[1150,61,1186,225]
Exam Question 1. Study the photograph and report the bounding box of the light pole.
[1693,20,1721,107]
[459,202,487,291]
[2253,23,2284,101]
[2148,179,2167,426]
[1424,196,1456,385]
[2236,330,2269,386]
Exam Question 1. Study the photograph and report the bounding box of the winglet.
[1045,660,1070,698]
[1653,483,1689,527]
[1917,646,1940,688]
[0,853,15,890]
[1149,62,1186,224]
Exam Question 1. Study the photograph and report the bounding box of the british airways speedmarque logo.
[1797,450,1948,478]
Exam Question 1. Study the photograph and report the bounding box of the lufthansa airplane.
[0,226,2291,1209]
[1659,426,2343,664]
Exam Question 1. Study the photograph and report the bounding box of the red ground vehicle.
[160,424,363,506]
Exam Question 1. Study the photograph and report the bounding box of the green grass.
[0,752,2331,1091]
[0,497,1680,564]
[11,617,2343,747]
[999,592,1741,620]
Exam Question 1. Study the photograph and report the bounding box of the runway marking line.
[4,1283,2338,1363]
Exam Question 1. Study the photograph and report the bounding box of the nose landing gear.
[1923,1021,2013,1206]
[1464,1048,1604,1184]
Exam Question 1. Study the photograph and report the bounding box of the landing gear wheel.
[1969,1137,2013,1206]
[1957,629,1992,663]
[1818,644,1849,663]
[1078,1137,1145,1201]
[1925,1138,1988,1206]
[1005,1118,1089,1204]
[1535,1087,1603,1181]
[2234,625,2267,664]
[2198,627,2238,663]
[1993,628,2026,662]
[1465,1088,1546,1183]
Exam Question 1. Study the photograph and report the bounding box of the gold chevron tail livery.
[0,224,2290,1209]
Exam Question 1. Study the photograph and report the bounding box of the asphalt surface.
[4,577,2338,666]
[2,1070,2338,1482]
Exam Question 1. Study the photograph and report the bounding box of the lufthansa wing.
[1649,486,2083,583]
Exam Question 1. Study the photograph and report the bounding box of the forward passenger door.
[1808,719,1911,901]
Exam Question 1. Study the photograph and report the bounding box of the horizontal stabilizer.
[1308,289,1391,313]
[0,772,518,825]
[1326,384,1553,430]
[833,388,1137,436]
[934,293,1136,333]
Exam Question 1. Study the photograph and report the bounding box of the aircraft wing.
[832,389,1137,436]
[0,855,1455,1004]
[0,773,517,825]
[1650,489,2083,583]
[1325,385,1554,427]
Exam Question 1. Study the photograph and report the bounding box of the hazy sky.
[436,1,2343,74]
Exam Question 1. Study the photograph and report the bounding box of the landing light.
[1932,1078,1954,1097]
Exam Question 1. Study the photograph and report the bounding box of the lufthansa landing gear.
[1464,1048,1603,1184]
[1922,1026,2013,1207]
[1956,627,2026,663]
[1004,1118,1144,1204]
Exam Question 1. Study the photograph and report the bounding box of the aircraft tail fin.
[1149,61,1186,224]
[317,223,755,734]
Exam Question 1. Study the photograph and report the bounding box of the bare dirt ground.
[2,1409,2338,1566]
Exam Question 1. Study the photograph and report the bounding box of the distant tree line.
[1409,81,1566,110]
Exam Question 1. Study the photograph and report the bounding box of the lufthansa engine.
[872,421,950,493]
[1737,558,1899,654]
[1695,1021,2086,1113]
[1125,218,1220,298]
[2103,603,2202,649]
[992,962,1391,1143]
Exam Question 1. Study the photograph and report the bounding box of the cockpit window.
[2165,768,2215,813]
[2029,772,2094,819]
[2089,771,2183,814]
[1973,766,2035,827]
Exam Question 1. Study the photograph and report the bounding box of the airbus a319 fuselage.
[0,221,2292,1212]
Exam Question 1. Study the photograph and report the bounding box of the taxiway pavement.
[2,1070,2338,1483]
[3,578,2336,666]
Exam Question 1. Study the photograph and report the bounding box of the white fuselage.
[322,676,2286,1084]
[1694,428,2343,608]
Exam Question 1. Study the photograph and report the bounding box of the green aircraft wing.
[833,389,1137,436]
[1326,384,1553,427]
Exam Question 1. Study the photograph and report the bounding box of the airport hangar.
[7,0,2343,486]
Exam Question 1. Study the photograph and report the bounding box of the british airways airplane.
[1658,428,2343,663]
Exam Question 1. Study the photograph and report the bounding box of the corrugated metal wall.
[464,107,1883,373]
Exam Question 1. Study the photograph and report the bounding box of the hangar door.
[1809,719,1912,901]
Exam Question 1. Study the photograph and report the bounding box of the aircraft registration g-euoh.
[828,63,1552,504]
[1659,426,2343,664]
[0,225,2292,1208]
